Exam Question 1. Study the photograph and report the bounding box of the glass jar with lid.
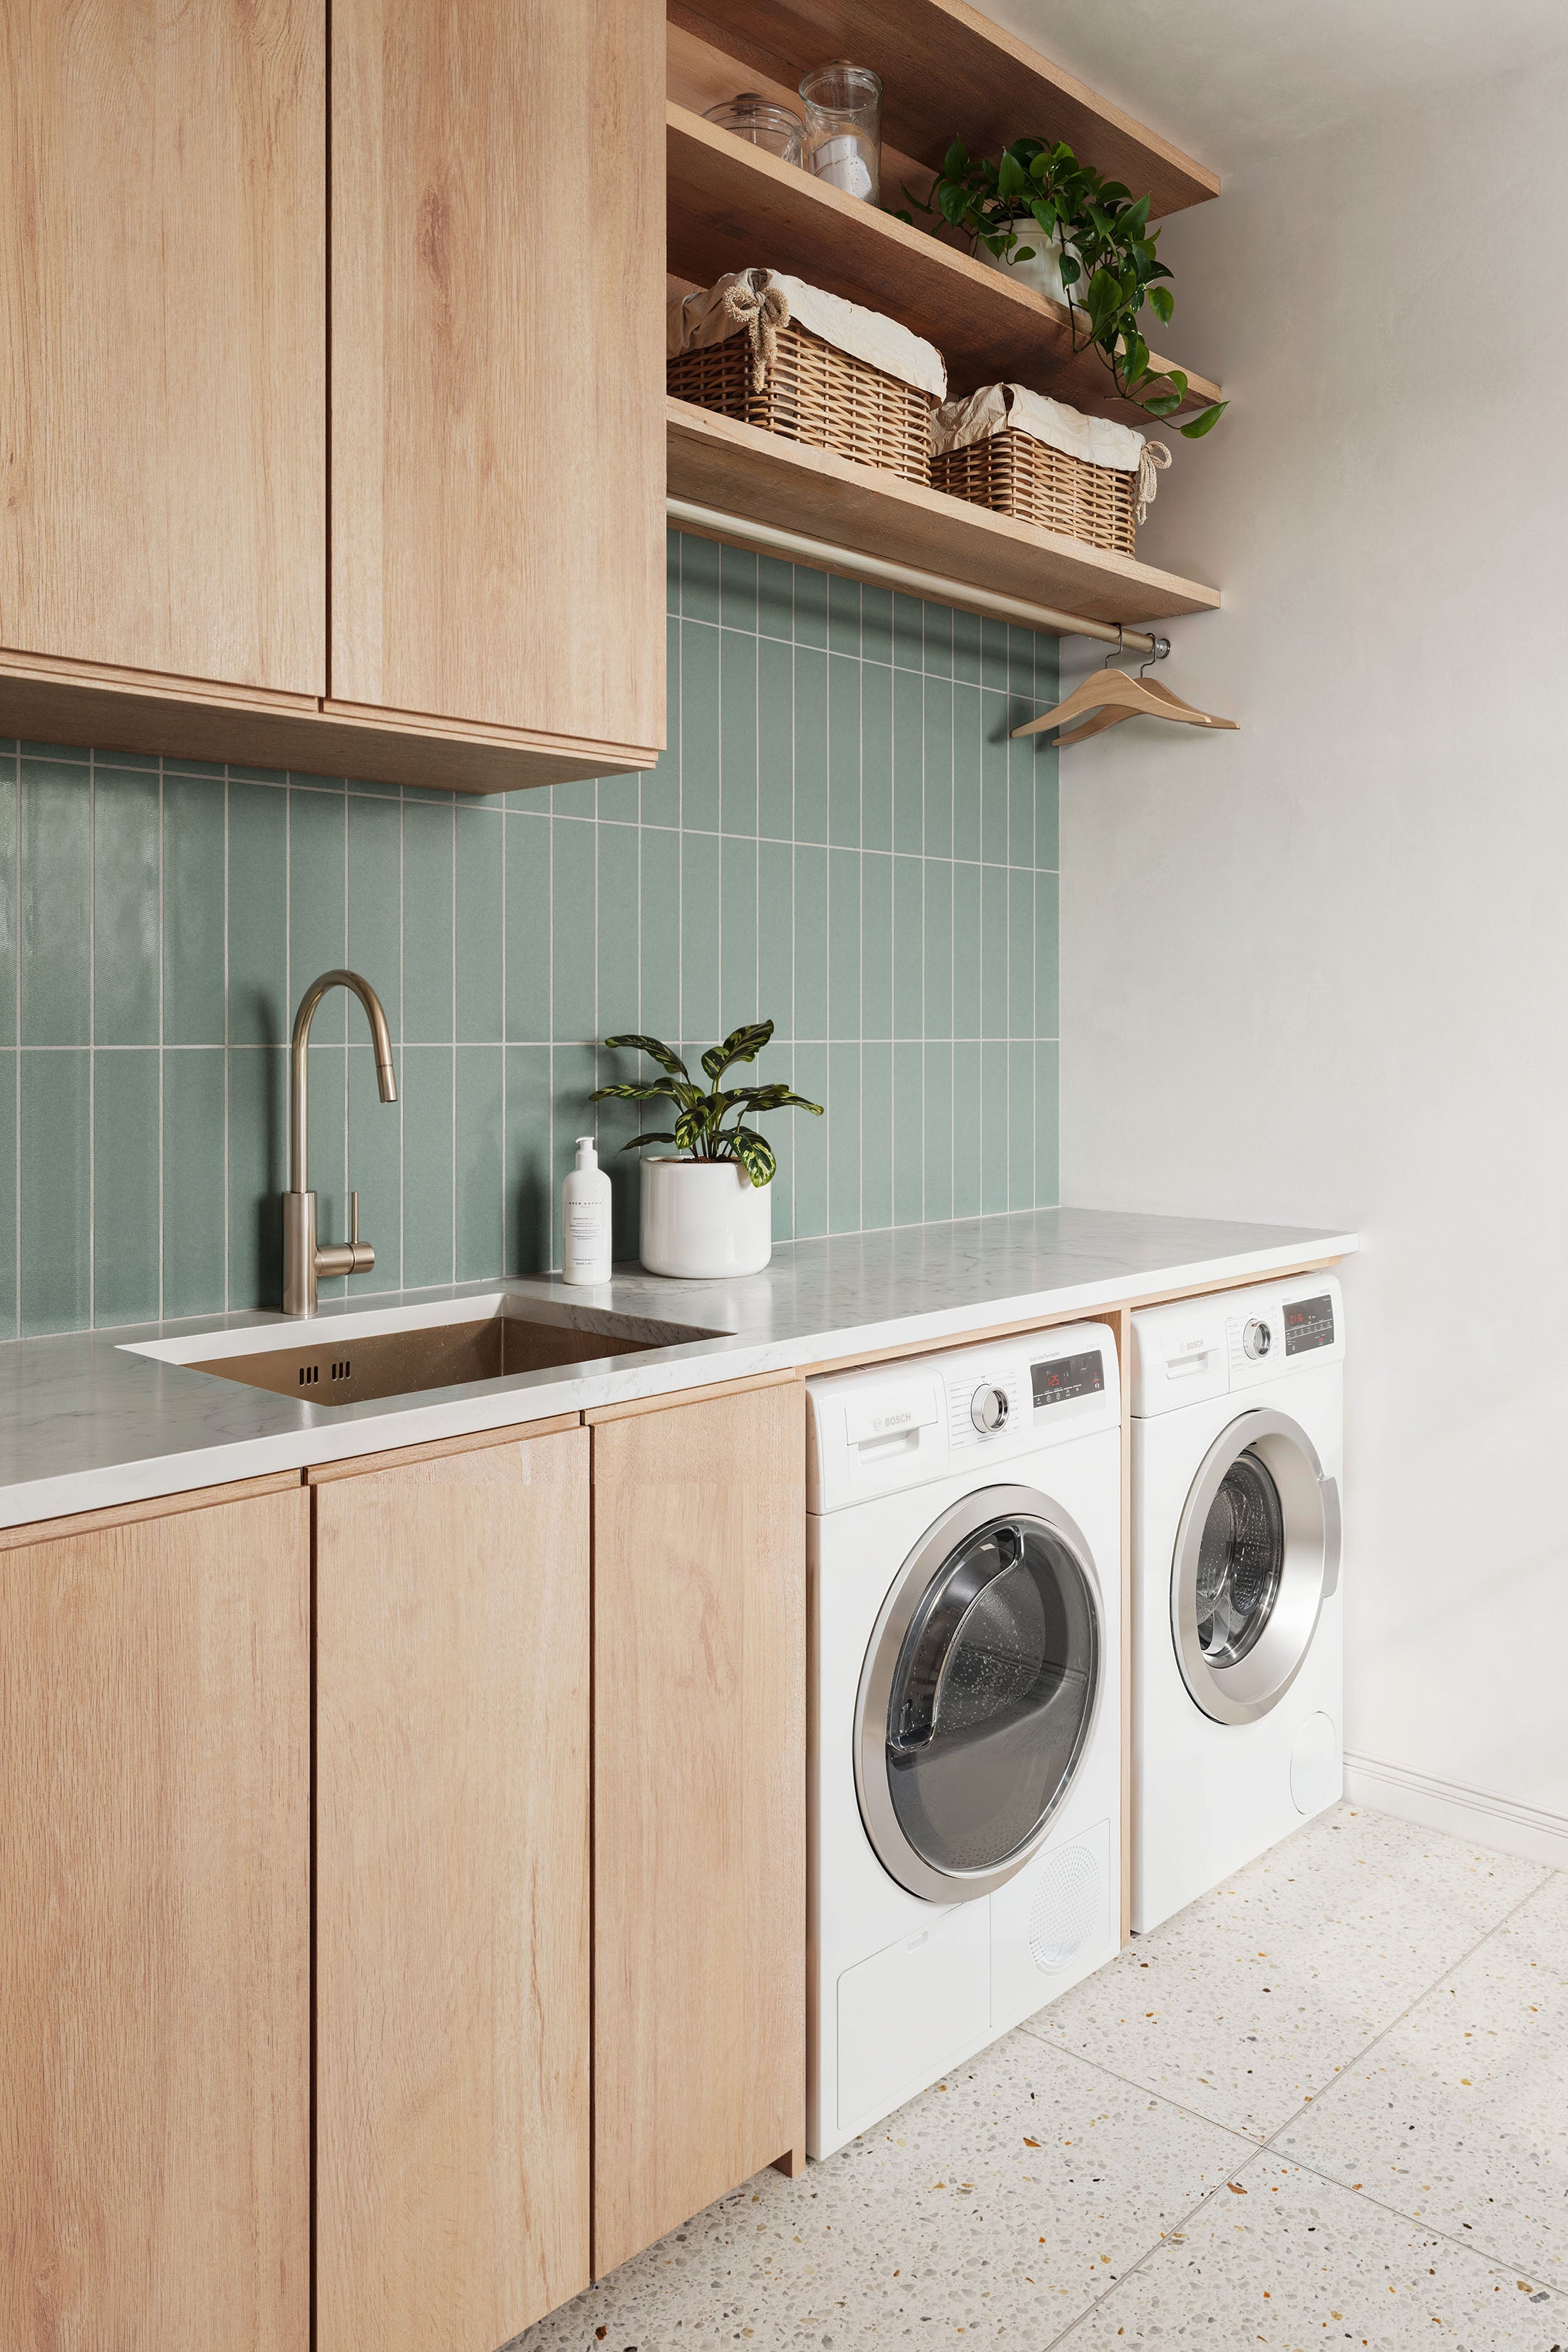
[703,93,805,167]
[798,61,882,204]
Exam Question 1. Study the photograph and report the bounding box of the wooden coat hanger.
[1011,640,1237,746]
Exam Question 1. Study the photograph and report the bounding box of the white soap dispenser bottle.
[561,1135,612,1285]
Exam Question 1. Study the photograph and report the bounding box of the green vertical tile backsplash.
[0,531,1059,1336]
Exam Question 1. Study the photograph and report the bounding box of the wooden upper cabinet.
[0,0,325,694]
[329,0,666,763]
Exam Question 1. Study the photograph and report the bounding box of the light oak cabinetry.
[313,1423,592,2352]
[0,1475,310,2352]
[590,1379,808,2273]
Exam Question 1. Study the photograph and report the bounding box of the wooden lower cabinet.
[590,1381,808,2275]
[0,1477,310,2352]
[313,1424,592,2352]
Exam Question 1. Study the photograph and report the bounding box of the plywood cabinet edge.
[0,1468,305,1552]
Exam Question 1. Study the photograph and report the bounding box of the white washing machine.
[1131,1274,1345,1936]
[807,1326,1121,2161]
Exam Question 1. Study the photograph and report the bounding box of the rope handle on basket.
[1135,440,1171,523]
[721,268,791,393]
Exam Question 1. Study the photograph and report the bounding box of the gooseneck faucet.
[283,969,398,1316]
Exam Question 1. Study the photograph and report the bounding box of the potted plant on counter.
[591,1020,823,1278]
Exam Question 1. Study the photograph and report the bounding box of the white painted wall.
[1060,53,1568,1852]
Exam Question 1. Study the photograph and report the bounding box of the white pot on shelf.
[639,1157,773,1279]
[977,225,1080,310]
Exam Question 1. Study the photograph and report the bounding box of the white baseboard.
[1343,1751,1568,1873]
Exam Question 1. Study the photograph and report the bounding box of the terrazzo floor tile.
[1021,1806,1547,2140]
[1276,1867,1568,2283]
[512,2027,1252,2352]
[1058,2156,1564,2351]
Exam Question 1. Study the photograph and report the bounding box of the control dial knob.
[1242,1317,1272,1361]
[971,1383,1010,1434]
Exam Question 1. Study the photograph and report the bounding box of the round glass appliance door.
[855,1485,1102,1902]
[1195,1450,1284,1666]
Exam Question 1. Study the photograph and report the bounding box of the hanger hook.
[1101,623,1127,672]
[1138,633,1172,679]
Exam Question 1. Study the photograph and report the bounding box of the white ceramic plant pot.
[639,1157,773,1279]
[977,227,1078,309]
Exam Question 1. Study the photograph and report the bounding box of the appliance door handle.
[1318,1473,1342,1598]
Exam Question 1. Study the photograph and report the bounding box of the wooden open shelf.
[667,105,1220,419]
[670,0,1219,217]
[666,397,1221,628]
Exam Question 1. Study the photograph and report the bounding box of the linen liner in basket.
[932,381,1170,556]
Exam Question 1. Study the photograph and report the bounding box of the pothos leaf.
[1180,401,1228,439]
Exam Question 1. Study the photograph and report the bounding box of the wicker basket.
[668,320,934,485]
[931,430,1137,556]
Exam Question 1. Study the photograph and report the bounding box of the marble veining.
[0,1205,1356,1530]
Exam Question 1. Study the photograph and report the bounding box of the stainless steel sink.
[184,1303,728,1410]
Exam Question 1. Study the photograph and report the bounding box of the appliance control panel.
[1132,1274,1344,1418]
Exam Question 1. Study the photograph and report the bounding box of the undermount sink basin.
[128,1297,729,1410]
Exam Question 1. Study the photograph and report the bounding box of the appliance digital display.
[1284,1294,1335,1355]
[1031,1349,1105,1408]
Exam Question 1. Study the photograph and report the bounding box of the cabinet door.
[329,0,664,759]
[314,1425,591,2352]
[0,1482,310,2351]
[0,1,324,693]
[592,1381,806,2275]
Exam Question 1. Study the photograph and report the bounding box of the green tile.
[951,1042,981,1219]
[681,533,722,626]
[1034,631,1061,706]
[163,778,227,1046]
[1035,872,1060,1038]
[0,1053,16,1335]
[401,1043,454,1288]
[892,1042,923,1226]
[721,629,758,837]
[346,791,403,1037]
[550,777,598,821]
[756,1038,794,1240]
[92,771,160,1047]
[21,758,89,1046]
[679,830,721,1044]
[923,859,952,1039]
[892,668,922,854]
[402,798,454,1043]
[721,833,758,1028]
[550,1042,599,1268]
[227,781,289,1046]
[666,527,681,616]
[951,609,983,686]
[289,787,347,1042]
[455,1045,504,1281]
[720,544,758,632]
[286,770,347,795]
[20,1053,88,1332]
[860,1042,892,1229]
[827,656,860,848]
[893,594,923,672]
[1035,757,1060,872]
[505,808,551,1042]
[1009,1039,1035,1205]
[162,757,227,780]
[758,553,794,641]
[597,821,641,1036]
[892,855,923,1040]
[1035,1042,1060,1205]
[0,760,15,1047]
[1009,725,1036,867]
[791,1041,829,1237]
[862,587,893,668]
[827,847,860,1040]
[455,805,504,1041]
[96,748,161,773]
[827,1041,860,1231]
[227,1046,286,1309]
[551,816,597,1041]
[21,741,89,763]
[1009,868,1035,1041]
[92,1049,160,1325]
[639,824,681,1043]
[921,603,953,677]
[980,1041,1009,1214]
[981,866,1009,1038]
[860,852,892,1041]
[860,659,892,853]
[227,763,287,785]
[952,684,981,862]
[505,1043,553,1276]
[641,617,681,829]
[793,568,827,650]
[758,636,793,840]
[952,861,981,1040]
[792,845,827,1041]
[680,620,721,830]
[1009,625,1036,700]
[346,1043,403,1296]
[597,769,639,825]
[922,1043,953,1222]
[827,574,860,659]
[981,619,1010,693]
[923,680,953,860]
[793,647,827,844]
[591,1063,642,1264]
[758,840,793,1041]
[981,695,1010,865]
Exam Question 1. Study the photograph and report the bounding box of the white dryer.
[1131,1274,1345,1936]
[807,1327,1121,2161]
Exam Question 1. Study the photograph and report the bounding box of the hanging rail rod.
[666,497,1168,658]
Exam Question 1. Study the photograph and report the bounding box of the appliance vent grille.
[1028,1842,1102,1974]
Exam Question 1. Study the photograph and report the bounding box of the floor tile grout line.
[1017,2025,1276,2146]
[1278,2145,1565,2292]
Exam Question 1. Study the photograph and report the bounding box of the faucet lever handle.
[351,1190,360,1247]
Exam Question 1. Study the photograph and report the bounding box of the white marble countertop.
[0,1206,1357,1530]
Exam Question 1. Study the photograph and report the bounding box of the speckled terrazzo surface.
[511,1807,1566,2351]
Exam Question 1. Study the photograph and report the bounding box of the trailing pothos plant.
[894,136,1227,438]
[589,1020,823,1188]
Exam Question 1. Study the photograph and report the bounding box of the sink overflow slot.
[331,1360,351,1380]
[299,1364,319,1386]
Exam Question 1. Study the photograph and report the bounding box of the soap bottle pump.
[561,1134,612,1285]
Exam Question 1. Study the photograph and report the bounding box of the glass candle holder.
[703,93,805,167]
[798,61,882,205]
